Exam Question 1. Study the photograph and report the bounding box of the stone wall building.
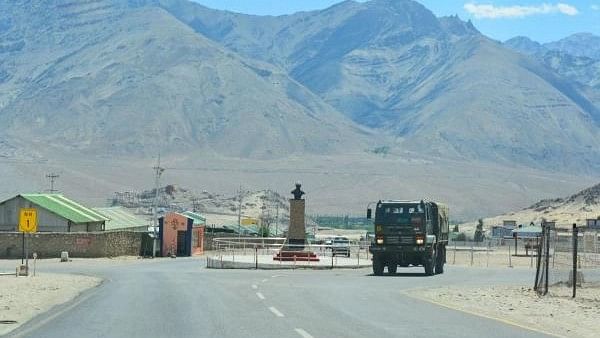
[0,231,146,258]
[0,194,107,232]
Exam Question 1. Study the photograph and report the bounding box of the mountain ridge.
[0,0,598,173]
[0,0,375,158]
[147,0,600,172]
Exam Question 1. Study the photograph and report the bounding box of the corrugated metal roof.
[181,211,206,226]
[94,207,149,231]
[20,194,108,223]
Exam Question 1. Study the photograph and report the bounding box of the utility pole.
[192,198,200,213]
[46,173,60,193]
[152,154,165,258]
[275,201,280,237]
[237,185,243,239]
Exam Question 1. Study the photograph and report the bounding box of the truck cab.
[368,200,448,276]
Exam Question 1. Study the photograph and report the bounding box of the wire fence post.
[452,241,456,264]
[544,223,550,295]
[534,230,544,291]
[572,223,578,298]
[508,244,512,268]
[486,241,490,267]
[470,242,474,266]
[331,251,334,269]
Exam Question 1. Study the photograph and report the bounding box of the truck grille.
[386,236,414,245]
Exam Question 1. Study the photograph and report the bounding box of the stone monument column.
[273,182,318,262]
[288,182,306,248]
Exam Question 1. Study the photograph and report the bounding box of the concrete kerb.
[206,256,371,270]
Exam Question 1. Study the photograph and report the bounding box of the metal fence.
[535,224,600,297]
[445,237,544,268]
[208,237,371,269]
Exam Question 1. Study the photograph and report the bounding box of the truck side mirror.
[367,209,372,219]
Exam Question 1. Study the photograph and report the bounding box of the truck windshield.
[375,204,423,225]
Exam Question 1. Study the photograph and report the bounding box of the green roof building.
[0,194,107,232]
[94,207,150,231]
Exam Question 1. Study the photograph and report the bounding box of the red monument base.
[273,251,320,262]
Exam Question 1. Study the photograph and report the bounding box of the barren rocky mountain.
[544,33,600,60]
[0,0,599,220]
[505,34,600,89]
[155,0,600,172]
[461,182,600,232]
[0,0,373,158]
[505,33,600,60]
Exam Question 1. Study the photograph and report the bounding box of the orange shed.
[158,212,204,257]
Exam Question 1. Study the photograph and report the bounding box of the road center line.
[256,292,265,300]
[294,328,314,338]
[269,306,284,317]
[252,284,258,289]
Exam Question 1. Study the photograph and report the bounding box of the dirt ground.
[0,273,101,335]
[413,284,600,338]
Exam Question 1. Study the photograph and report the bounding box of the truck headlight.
[416,238,424,245]
[376,238,384,245]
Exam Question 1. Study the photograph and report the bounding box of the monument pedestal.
[274,186,319,262]
[287,199,305,249]
[273,251,319,262]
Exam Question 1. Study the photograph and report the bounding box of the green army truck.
[367,200,449,276]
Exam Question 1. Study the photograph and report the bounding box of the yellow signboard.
[241,218,258,225]
[19,208,37,233]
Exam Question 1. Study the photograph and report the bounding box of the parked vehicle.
[331,236,351,257]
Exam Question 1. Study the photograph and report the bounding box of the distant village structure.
[0,194,108,232]
[94,206,149,231]
[0,192,210,259]
[158,212,205,257]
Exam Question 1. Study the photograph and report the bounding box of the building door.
[177,231,187,256]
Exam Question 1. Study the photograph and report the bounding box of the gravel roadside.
[0,273,101,336]
[412,285,600,338]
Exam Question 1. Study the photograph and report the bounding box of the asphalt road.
[4,259,550,338]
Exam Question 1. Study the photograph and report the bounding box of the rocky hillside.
[462,182,600,231]
[148,0,600,172]
[0,0,598,173]
[544,33,600,60]
[111,184,290,226]
[505,34,600,89]
[0,0,372,158]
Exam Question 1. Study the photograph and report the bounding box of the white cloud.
[592,4,600,11]
[464,3,579,19]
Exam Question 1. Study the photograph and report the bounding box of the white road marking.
[294,328,314,338]
[269,306,284,317]
[261,279,268,283]
[256,292,265,300]
[252,284,258,289]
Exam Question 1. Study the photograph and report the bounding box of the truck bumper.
[369,245,428,254]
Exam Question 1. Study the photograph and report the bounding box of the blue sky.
[190,0,600,43]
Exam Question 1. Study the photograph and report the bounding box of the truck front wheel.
[435,246,445,274]
[424,251,435,276]
[387,263,397,275]
[373,255,385,276]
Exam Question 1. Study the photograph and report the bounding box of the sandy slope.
[414,285,600,338]
[0,273,101,335]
